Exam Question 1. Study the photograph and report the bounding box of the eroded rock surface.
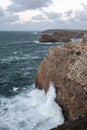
[39,30,86,42]
[39,34,57,42]
[35,42,87,121]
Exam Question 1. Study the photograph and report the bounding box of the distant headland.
[39,29,87,42]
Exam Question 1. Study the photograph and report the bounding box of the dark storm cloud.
[0,7,5,16]
[7,0,52,12]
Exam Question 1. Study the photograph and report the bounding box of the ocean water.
[0,31,64,130]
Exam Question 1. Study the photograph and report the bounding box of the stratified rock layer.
[35,42,87,121]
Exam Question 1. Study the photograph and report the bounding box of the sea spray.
[0,82,64,130]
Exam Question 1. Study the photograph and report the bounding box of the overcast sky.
[0,0,87,31]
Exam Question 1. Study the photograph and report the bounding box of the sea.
[0,31,65,130]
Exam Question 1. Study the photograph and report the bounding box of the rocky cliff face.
[39,34,57,42]
[35,42,87,121]
[39,30,85,42]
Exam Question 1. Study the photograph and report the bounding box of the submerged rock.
[35,42,87,122]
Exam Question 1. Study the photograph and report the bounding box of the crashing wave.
[0,82,64,130]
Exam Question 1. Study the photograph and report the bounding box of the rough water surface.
[0,83,64,130]
[0,31,65,130]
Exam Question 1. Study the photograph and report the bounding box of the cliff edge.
[39,29,87,42]
[35,41,87,123]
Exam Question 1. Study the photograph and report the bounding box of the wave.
[32,32,39,35]
[34,40,53,45]
[0,54,41,63]
[71,38,83,42]
[33,40,40,44]
[40,42,53,45]
[0,82,64,130]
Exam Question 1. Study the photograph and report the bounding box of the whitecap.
[1,54,31,63]
[0,82,64,130]
[33,40,40,44]
[32,32,39,35]
[30,56,41,60]
[39,42,52,45]
[71,38,83,42]
[13,87,19,92]
[23,72,31,76]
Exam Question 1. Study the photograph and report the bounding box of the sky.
[0,0,87,31]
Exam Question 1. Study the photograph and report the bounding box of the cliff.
[35,41,87,129]
[39,29,87,42]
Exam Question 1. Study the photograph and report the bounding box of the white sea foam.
[34,40,52,45]
[71,38,83,42]
[13,87,19,92]
[0,82,64,130]
[39,42,53,45]
[33,40,40,44]
[1,54,31,63]
[32,32,39,35]
[0,54,41,63]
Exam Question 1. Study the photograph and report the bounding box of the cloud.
[65,10,73,17]
[44,12,62,19]
[7,0,52,12]
[0,1,87,31]
[32,15,45,21]
[0,13,19,23]
[0,6,19,23]
[82,3,87,10]
[32,12,62,22]
[0,16,87,31]
[0,6,5,16]
[74,4,87,22]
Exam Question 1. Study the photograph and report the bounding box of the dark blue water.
[0,31,63,97]
[0,32,65,130]
[0,32,82,130]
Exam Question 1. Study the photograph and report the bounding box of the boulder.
[35,42,87,122]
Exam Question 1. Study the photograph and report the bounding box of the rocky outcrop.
[39,34,57,42]
[35,42,87,122]
[39,30,86,42]
[53,32,71,42]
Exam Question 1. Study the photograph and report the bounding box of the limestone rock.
[35,42,87,121]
